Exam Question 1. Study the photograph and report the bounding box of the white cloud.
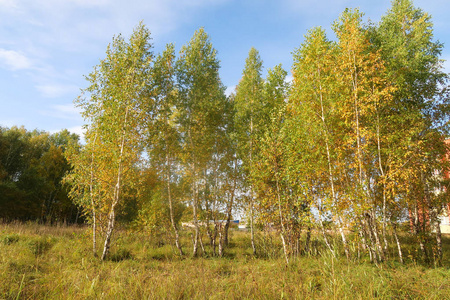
[69,0,108,7]
[0,0,18,10]
[67,125,84,137]
[55,125,84,137]
[3,0,229,42]
[282,0,350,13]
[285,74,293,83]
[0,118,25,128]
[36,84,79,98]
[49,125,85,142]
[225,85,235,97]
[0,49,32,71]
[53,104,81,115]
[67,125,85,143]
[39,104,83,130]
[442,55,450,74]
[41,103,82,120]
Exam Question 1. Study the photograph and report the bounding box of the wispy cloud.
[0,0,232,96]
[53,104,81,115]
[0,49,32,71]
[0,0,231,52]
[66,125,85,143]
[0,118,26,129]
[285,74,293,83]
[225,85,235,97]
[69,0,108,7]
[49,125,85,142]
[36,84,79,99]
[51,124,84,136]
[40,103,82,121]
[442,55,450,74]
[0,0,18,10]
[66,125,84,138]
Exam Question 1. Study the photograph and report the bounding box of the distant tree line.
[0,126,80,223]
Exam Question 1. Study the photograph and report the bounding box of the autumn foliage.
[2,0,447,265]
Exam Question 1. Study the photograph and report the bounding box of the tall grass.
[0,222,449,299]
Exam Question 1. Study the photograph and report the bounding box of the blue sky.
[1,0,449,137]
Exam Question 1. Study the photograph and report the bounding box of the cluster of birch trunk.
[66,0,450,264]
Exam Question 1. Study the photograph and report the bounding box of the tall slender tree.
[289,26,350,258]
[68,22,153,260]
[333,8,395,261]
[374,0,449,264]
[145,43,184,255]
[253,64,298,263]
[176,28,227,257]
[234,47,265,255]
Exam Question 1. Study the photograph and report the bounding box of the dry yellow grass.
[1,222,449,299]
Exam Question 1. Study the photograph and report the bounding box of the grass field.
[0,222,449,299]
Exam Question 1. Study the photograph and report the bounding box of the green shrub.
[26,237,53,256]
[109,248,133,262]
[1,234,20,245]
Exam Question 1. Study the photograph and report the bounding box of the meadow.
[0,222,449,299]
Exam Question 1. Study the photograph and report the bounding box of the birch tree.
[69,22,153,260]
[176,28,227,257]
[233,47,265,255]
[375,0,450,264]
[333,9,393,261]
[289,27,349,258]
[253,64,299,263]
[144,43,184,255]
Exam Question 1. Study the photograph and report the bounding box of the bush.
[109,248,133,262]
[1,234,20,245]
[26,237,53,256]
